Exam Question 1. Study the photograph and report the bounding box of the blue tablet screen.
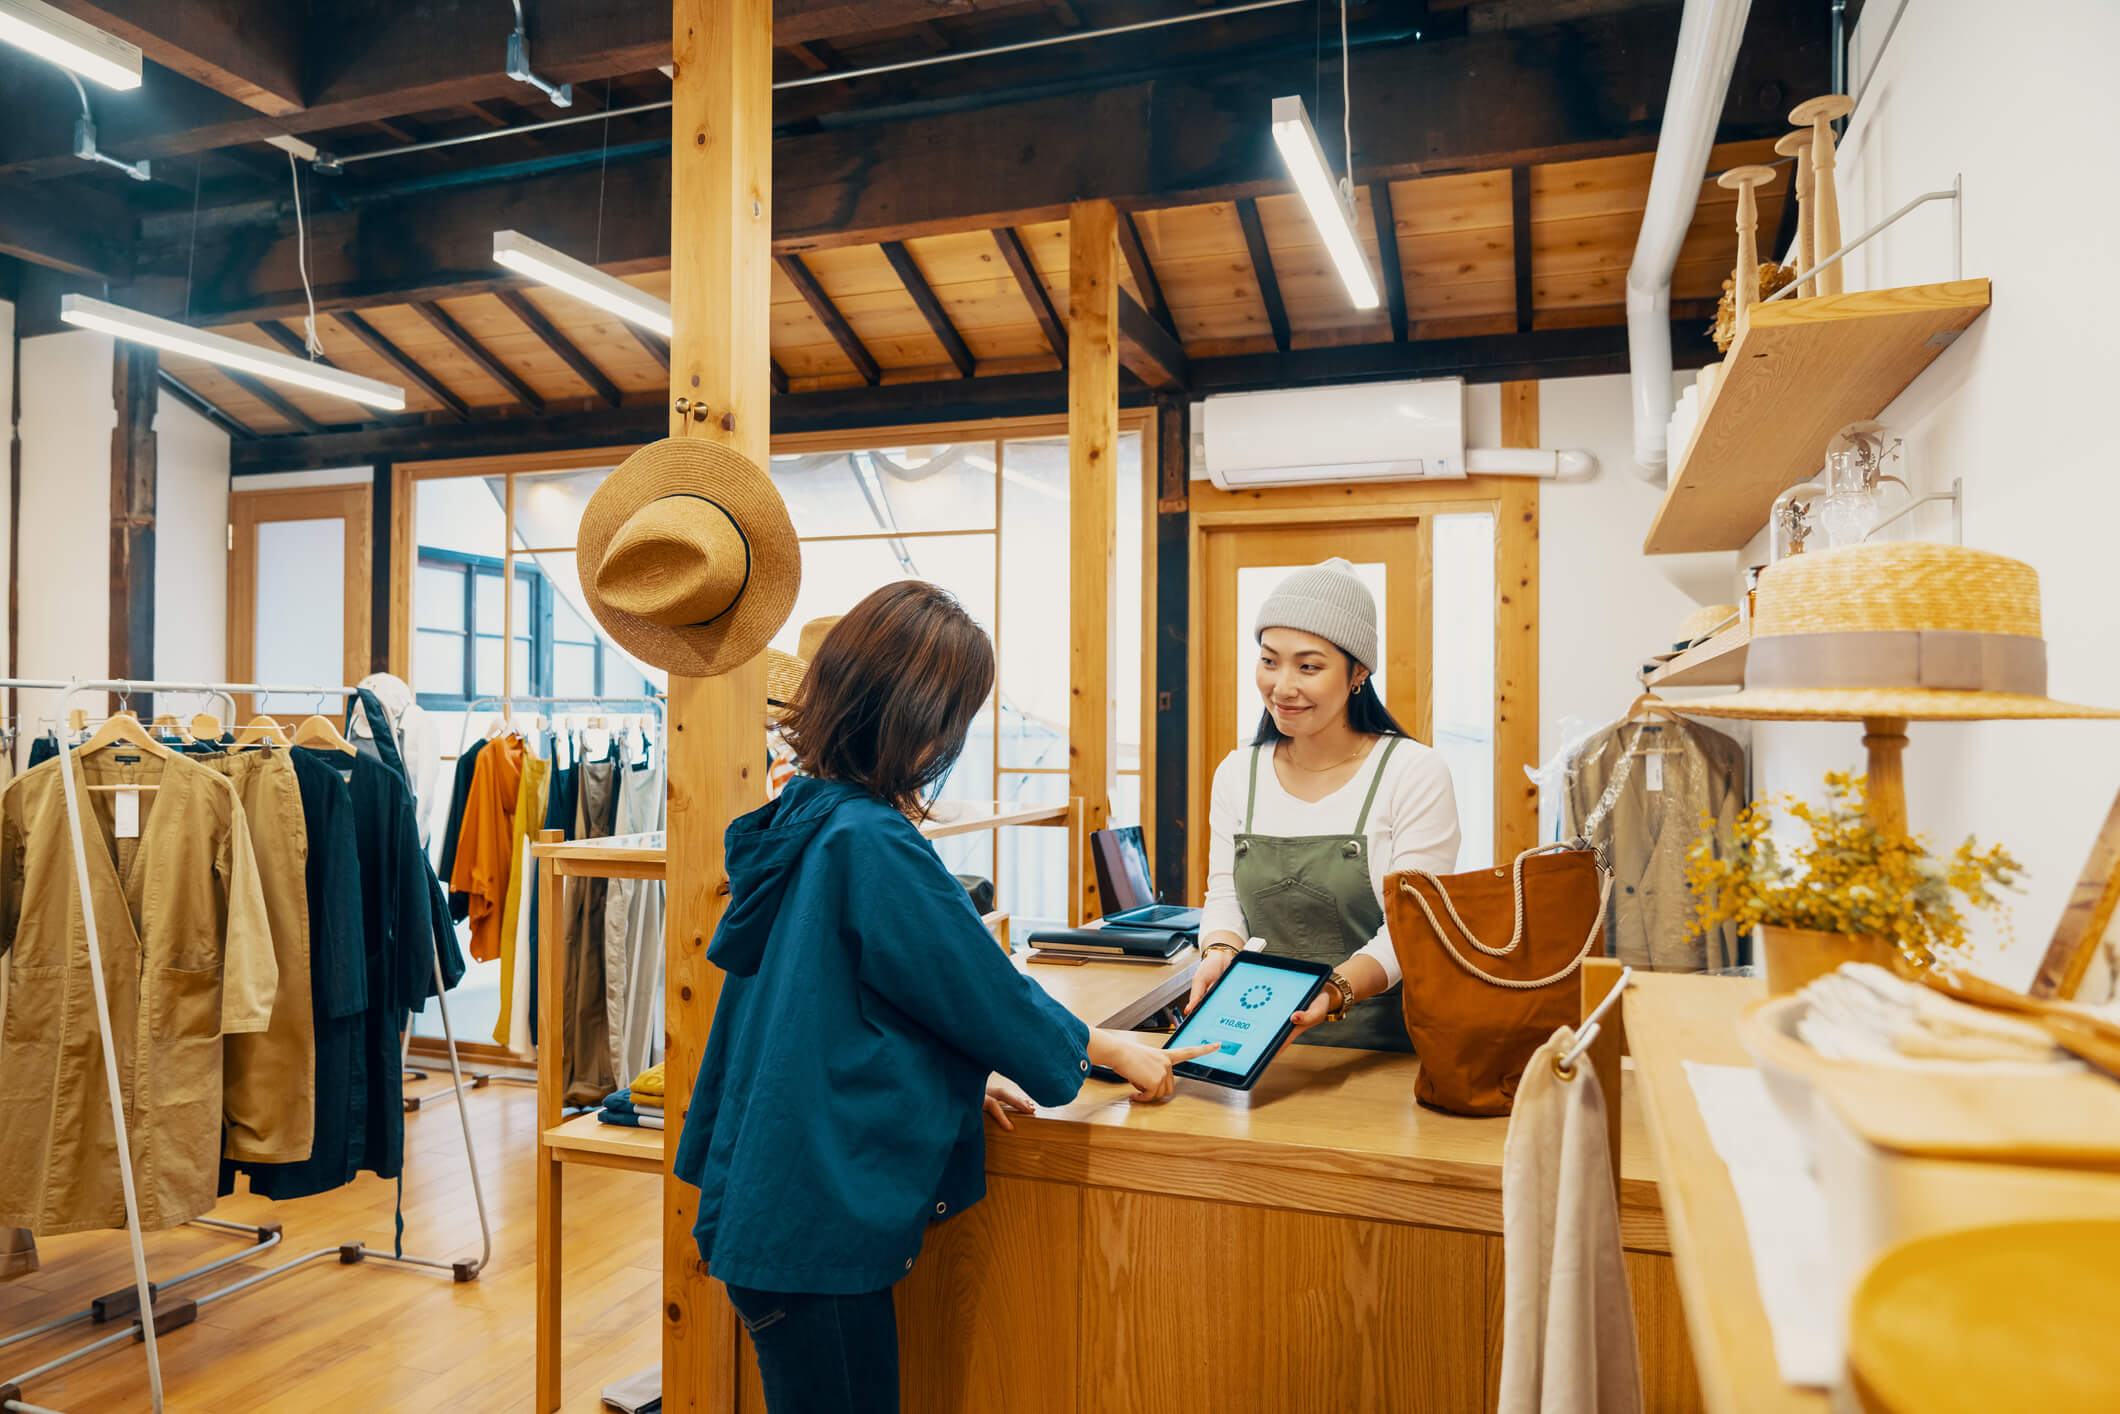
[1166,958,1322,1077]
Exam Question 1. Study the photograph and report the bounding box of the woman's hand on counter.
[1088,1029,1219,1104]
[983,1076,1037,1131]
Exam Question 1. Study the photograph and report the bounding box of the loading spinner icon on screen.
[1239,984,1273,1010]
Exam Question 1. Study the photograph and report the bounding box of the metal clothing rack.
[0,679,494,1414]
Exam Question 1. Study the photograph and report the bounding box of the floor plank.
[0,1082,663,1412]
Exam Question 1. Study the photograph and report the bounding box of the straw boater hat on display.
[1686,541,2120,722]
[578,438,801,677]
[764,616,842,720]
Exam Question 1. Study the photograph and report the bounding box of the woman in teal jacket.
[674,581,1210,1414]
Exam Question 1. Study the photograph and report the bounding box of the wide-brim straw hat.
[1686,542,2120,722]
[764,617,842,720]
[578,438,800,677]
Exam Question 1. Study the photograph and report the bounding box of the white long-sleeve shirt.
[1200,737,1461,988]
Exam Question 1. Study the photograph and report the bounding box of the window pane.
[1111,772,1142,831]
[930,704,997,882]
[1115,430,1144,771]
[552,589,595,645]
[514,640,533,696]
[497,467,614,551]
[999,437,1069,768]
[554,643,597,698]
[414,630,465,698]
[600,646,653,700]
[996,771,1070,931]
[474,569,533,635]
[768,537,996,659]
[1234,561,1388,743]
[769,443,996,538]
[1433,513,1495,871]
[254,517,344,714]
[474,637,502,696]
[416,565,463,631]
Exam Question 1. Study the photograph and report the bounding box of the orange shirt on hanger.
[450,732,526,963]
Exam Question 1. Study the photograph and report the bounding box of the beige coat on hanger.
[0,752,274,1235]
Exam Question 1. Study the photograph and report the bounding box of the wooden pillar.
[369,461,393,673]
[1496,380,1541,863]
[663,0,773,1408]
[1151,394,1191,907]
[1862,716,1910,837]
[109,343,156,716]
[1068,200,1119,925]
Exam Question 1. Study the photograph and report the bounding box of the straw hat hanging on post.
[578,439,802,677]
[1685,542,2119,835]
[764,616,842,721]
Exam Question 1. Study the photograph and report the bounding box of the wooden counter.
[894,952,1703,1414]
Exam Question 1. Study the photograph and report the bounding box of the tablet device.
[1162,952,1331,1091]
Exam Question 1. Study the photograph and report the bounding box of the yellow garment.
[630,1061,664,1101]
[450,733,525,963]
[493,755,550,1046]
[0,751,274,1234]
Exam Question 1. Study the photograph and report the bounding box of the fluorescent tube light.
[0,0,140,90]
[59,295,407,411]
[1270,94,1379,311]
[492,230,673,337]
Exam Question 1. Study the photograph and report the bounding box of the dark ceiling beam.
[1370,181,1407,344]
[0,180,130,278]
[230,318,1722,474]
[1510,166,1535,334]
[409,299,545,414]
[1233,198,1290,354]
[255,318,338,365]
[770,359,790,396]
[627,323,672,371]
[1117,289,1186,392]
[40,0,303,115]
[992,227,1066,369]
[1115,210,1171,332]
[776,253,881,386]
[158,369,256,439]
[334,309,472,421]
[218,367,326,434]
[880,241,974,379]
[495,288,621,408]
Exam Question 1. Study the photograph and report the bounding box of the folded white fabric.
[1793,963,2066,1065]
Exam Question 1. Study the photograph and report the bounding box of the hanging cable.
[1340,0,1353,190]
[182,156,203,321]
[287,150,323,356]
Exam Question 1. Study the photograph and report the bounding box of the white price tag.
[114,788,141,839]
[1645,753,1665,793]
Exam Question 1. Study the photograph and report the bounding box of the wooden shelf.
[542,1112,663,1174]
[1646,623,1750,688]
[919,800,1072,839]
[1643,279,1992,555]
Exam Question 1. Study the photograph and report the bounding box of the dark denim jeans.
[725,1283,900,1414]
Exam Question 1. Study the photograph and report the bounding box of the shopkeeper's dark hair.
[778,580,995,820]
[1251,645,1409,747]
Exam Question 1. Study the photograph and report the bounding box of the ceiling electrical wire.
[287,150,323,355]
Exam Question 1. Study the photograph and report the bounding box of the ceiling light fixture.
[1271,94,1379,311]
[0,0,140,89]
[492,230,673,337]
[59,295,407,411]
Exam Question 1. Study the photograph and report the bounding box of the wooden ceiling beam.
[1510,166,1534,334]
[1117,288,1186,392]
[992,227,1066,368]
[1369,181,1408,344]
[229,320,1723,475]
[1115,210,1172,333]
[880,241,974,379]
[776,253,882,386]
[255,318,339,366]
[334,309,472,421]
[627,323,672,371]
[495,289,622,408]
[770,359,790,396]
[1234,197,1290,354]
[217,367,325,434]
[410,299,545,414]
[38,0,302,116]
[157,369,256,439]
[0,179,130,278]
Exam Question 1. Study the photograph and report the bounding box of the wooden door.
[227,484,373,721]
[1196,519,1430,891]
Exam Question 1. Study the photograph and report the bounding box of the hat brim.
[578,438,801,677]
[1682,688,2120,722]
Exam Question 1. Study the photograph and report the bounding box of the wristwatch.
[1324,971,1356,1022]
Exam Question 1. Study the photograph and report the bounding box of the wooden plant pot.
[1757,924,1901,996]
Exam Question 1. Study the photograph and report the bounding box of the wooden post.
[664,0,773,1408]
[1717,165,1779,339]
[1580,957,1629,1200]
[1496,381,1541,864]
[109,343,156,717]
[1862,715,1910,837]
[1151,394,1191,907]
[1774,130,1816,297]
[1790,95,1855,296]
[370,461,393,672]
[1069,200,1119,925]
[534,831,565,1414]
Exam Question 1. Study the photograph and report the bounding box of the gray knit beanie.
[1255,558,1378,669]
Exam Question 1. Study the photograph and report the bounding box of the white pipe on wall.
[1464,447,1597,481]
[1626,0,1756,483]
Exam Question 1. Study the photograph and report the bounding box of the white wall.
[1739,0,2120,988]
[155,388,230,683]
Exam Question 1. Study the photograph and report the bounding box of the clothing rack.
[0,679,493,1414]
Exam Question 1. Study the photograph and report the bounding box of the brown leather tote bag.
[1385,842,1611,1116]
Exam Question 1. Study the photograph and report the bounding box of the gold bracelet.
[1325,970,1356,1022]
[1203,939,1242,959]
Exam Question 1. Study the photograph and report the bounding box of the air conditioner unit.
[1200,378,1465,490]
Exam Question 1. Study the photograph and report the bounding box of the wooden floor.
[0,1082,662,1412]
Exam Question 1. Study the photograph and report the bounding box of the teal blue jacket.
[673,776,1092,1294]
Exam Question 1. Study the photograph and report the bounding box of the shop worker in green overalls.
[1189,559,1462,1052]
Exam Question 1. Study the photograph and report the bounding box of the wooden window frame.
[226,483,373,720]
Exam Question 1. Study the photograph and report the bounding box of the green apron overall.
[1232,735,1411,1053]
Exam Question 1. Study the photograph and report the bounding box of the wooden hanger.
[150,712,191,743]
[1621,694,1686,756]
[235,715,291,746]
[77,711,172,790]
[294,714,357,752]
[189,712,224,741]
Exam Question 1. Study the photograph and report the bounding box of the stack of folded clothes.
[595,1063,668,1130]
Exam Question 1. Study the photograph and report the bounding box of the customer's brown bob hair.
[776,580,995,819]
